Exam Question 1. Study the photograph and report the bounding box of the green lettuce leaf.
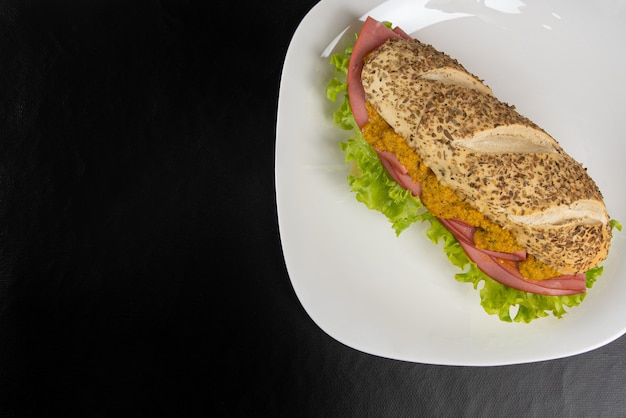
[326,39,617,323]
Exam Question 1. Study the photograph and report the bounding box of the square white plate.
[275,0,626,366]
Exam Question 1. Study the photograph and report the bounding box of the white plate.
[275,0,626,366]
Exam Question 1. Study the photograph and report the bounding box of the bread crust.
[361,38,611,274]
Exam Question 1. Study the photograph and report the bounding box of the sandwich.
[326,16,620,322]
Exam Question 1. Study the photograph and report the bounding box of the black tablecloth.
[1,0,625,416]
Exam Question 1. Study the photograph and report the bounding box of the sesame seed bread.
[361,38,611,274]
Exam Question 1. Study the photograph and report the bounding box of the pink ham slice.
[348,17,411,128]
[439,218,586,296]
[375,149,422,197]
[353,17,587,296]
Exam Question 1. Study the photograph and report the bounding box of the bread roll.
[361,38,611,274]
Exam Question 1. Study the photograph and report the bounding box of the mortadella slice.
[438,218,586,295]
[347,17,410,128]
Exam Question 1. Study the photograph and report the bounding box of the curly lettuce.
[326,41,620,323]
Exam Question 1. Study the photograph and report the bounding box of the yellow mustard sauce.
[361,102,556,281]
[519,254,561,279]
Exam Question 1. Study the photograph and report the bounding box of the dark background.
[1,0,625,416]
